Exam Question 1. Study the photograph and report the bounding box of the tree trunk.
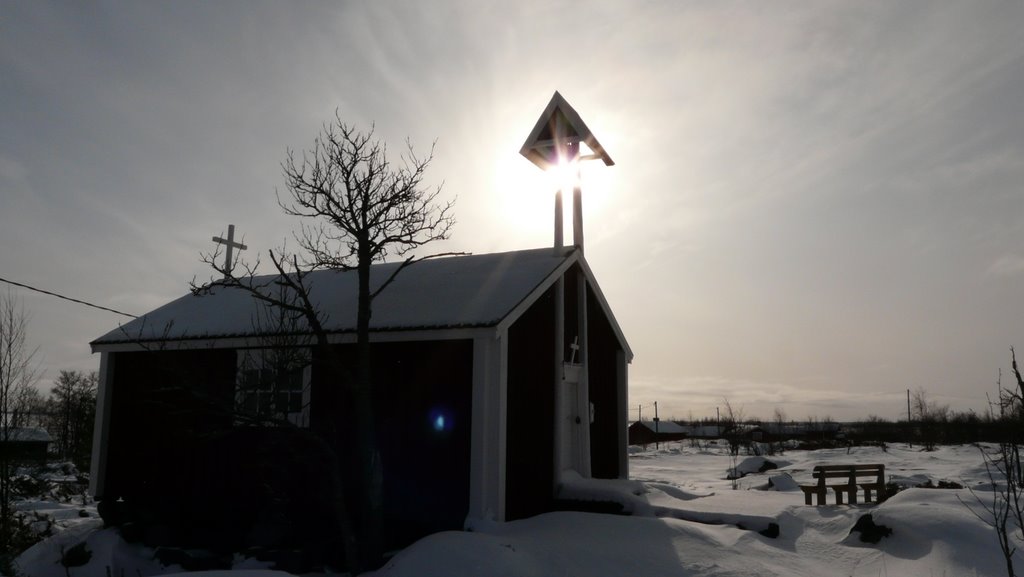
[354,242,384,571]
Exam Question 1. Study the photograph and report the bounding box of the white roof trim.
[576,255,633,362]
[495,251,579,335]
[494,250,633,362]
[91,326,495,354]
[90,247,631,360]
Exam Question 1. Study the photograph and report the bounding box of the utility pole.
[999,369,1006,419]
[998,369,1004,419]
[907,388,912,448]
[654,401,660,450]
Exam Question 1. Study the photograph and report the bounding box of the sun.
[491,153,553,241]
[491,153,617,247]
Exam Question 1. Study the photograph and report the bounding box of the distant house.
[0,427,51,463]
[628,420,688,446]
[89,247,632,560]
[748,425,770,442]
[762,421,842,441]
[679,424,724,438]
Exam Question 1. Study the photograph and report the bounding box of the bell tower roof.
[519,91,614,170]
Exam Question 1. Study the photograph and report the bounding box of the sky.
[2,0,1023,422]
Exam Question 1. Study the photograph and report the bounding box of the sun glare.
[492,153,617,246]
[549,160,580,195]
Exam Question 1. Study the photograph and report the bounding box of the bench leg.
[817,489,827,506]
[834,490,844,505]
[849,488,858,505]
[804,491,812,506]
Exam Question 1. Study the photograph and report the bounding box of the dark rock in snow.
[143,523,173,549]
[850,513,893,544]
[759,522,780,538]
[60,542,92,568]
[97,499,124,527]
[154,547,229,572]
[250,548,308,574]
[118,521,144,543]
[553,498,628,516]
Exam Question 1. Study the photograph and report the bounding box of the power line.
[630,403,659,413]
[0,275,138,319]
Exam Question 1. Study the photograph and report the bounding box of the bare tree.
[963,349,1024,576]
[720,398,748,487]
[771,407,787,455]
[46,370,97,468]
[10,384,45,429]
[194,114,457,571]
[911,386,950,450]
[720,398,746,456]
[0,289,41,571]
[911,386,950,422]
[234,285,313,428]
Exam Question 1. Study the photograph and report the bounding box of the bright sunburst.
[491,152,617,247]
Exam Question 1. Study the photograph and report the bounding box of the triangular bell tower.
[520,91,614,253]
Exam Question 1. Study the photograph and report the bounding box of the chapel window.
[235,348,311,427]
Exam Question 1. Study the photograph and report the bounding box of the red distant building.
[628,420,688,446]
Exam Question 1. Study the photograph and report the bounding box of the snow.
[91,248,578,346]
[679,425,723,437]
[374,442,1015,577]
[632,420,688,434]
[12,442,1018,577]
[5,427,51,442]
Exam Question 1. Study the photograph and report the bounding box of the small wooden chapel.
[88,92,632,557]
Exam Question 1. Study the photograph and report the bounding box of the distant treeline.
[671,412,1017,448]
[5,370,97,469]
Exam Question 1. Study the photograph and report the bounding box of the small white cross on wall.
[569,335,580,364]
[212,224,247,278]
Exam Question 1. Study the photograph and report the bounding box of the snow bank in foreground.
[851,488,1010,577]
[16,523,169,577]
[374,512,743,577]
[13,444,1016,577]
[374,444,1016,577]
[373,488,1011,577]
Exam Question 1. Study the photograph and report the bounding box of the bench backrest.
[814,464,884,472]
[811,464,884,484]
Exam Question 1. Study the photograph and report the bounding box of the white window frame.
[235,348,312,428]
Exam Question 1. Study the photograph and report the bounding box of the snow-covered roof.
[4,427,51,442]
[633,421,687,434]
[92,247,631,358]
[680,425,723,437]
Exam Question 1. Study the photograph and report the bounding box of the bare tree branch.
[189,113,463,571]
[0,289,42,564]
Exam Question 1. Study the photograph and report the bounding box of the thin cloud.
[631,374,912,422]
[2,0,1022,413]
[986,254,1024,278]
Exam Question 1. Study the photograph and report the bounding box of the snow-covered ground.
[13,442,1017,577]
[8,462,97,539]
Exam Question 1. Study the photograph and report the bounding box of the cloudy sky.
[3,1,1023,422]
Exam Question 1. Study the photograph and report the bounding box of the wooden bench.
[799,464,885,505]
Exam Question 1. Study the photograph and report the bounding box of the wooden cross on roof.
[212,224,247,279]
